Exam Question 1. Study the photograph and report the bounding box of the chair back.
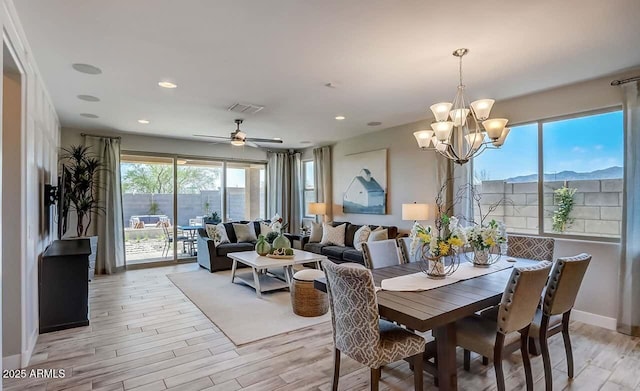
[162,224,171,240]
[543,253,591,316]
[397,237,419,263]
[322,260,381,363]
[507,235,555,261]
[361,239,404,269]
[497,261,552,334]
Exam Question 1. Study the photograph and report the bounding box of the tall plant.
[552,185,577,233]
[60,145,106,237]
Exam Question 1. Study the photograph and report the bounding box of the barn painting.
[342,149,387,215]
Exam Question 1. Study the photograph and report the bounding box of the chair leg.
[494,333,506,391]
[482,356,489,365]
[539,315,553,391]
[529,336,542,356]
[463,349,471,371]
[520,326,533,391]
[412,353,423,391]
[370,367,381,391]
[562,311,574,378]
[332,348,340,391]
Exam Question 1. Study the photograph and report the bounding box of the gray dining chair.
[507,234,555,261]
[322,260,426,391]
[361,239,405,269]
[456,261,552,391]
[398,237,420,263]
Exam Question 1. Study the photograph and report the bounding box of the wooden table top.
[315,258,538,332]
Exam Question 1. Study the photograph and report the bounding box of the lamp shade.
[308,202,326,215]
[431,121,454,141]
[470,99,495,120]
[402,203,430,221]
[482,118,508,139]
[413,130,434,149]
[492,127,511,147]
[430,102,453,122]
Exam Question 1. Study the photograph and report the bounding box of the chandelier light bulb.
[482,118,509,139]
[430,102,453,122]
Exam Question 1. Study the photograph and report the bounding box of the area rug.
[167,268,330,345]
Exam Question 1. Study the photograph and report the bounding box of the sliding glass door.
[121,154,175,265]
[225,162,267,221]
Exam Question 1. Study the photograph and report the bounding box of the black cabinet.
[39,239,91,333]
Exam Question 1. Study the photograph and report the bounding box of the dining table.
[314,256,538,391]
[176,225,203,256]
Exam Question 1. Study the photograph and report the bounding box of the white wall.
[61,127,268,162]
[1,0,61,372]
[330,69,639,328]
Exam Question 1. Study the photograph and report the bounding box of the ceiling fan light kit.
[193,119,284,148]
[414,48,511,165]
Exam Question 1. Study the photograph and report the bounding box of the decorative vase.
[473,248,490,266]
[426,256,447,279]
[417,244,460,279]
[272,233,291,250]
[255,235,271,256]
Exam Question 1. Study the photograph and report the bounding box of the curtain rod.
[80,132,121,140]
[610,75,640,86]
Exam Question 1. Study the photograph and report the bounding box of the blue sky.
[474,110,624,180]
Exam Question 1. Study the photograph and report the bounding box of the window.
[473,109,623,240]
[225,162,267,221]
[303,161,316,217]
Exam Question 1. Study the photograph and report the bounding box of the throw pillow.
[321,223,346,246]
[353,225,372,251]
[233,222,258,243]
[368,227,389,242]
[309,222,323,243]
[209,223,230,246]
[259,222,273,236]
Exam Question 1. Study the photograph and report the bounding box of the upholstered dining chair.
[398,237,419,263]
[322,260,426,391]
[361,239,405,269]
[507,234,555,261]
[456,262,552,391]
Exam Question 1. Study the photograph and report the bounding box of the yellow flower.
[438,242,450,256]
[418,232,431,243]
[485,237,496,247]
[448,237,463,248]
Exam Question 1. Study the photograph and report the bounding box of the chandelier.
[413,48,510,165]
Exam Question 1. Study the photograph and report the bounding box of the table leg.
[230,259,238,283]
[252,267,263,298]
[284,265,293,287]
[434,322,458,390]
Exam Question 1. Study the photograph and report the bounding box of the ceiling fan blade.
[245,137,284,143]
[193,134,231,140]
[245,141,260,148]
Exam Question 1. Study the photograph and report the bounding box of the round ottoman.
[291,269,328,317]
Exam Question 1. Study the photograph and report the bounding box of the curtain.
[617,81,640,336]
[267,151,302,234]
[84,135,125,274]
[313,146,333,222]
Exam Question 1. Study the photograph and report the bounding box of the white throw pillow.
[321,223,346,246]
[209,223,230,246]
[259,222,273,236]
[353,225,372,251]
[368,227,389,242]
[233,222,258,243]
[309,222,323,243]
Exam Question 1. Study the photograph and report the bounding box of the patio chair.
[162,225,190,257]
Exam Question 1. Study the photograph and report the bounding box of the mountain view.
[504,166,623,183]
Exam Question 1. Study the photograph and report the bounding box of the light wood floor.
[4,263,640,391]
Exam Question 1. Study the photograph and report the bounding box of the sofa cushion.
[321,223,346,246]
[216,242,255,256]
[304,242,326,254]
[233,222,257,243]
[321,245,349,260]
[222,222,238,243]
[343,249,365,264]
[345,224,361,248]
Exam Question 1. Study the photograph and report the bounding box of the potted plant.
[60,145,108,279]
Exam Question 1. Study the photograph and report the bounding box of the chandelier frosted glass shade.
[417,49,510,165]
[413,130,434,149]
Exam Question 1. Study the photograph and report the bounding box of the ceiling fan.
[193,119,283,148]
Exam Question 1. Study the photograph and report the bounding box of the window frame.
[302,160,315,218]
[473,105,623,243]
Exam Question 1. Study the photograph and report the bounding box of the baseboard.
[3,354,21,370]
[572,309,617,330]
[22,327,39,367]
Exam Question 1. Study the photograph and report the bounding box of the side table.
[283,233,310,250]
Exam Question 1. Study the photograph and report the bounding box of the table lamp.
[402,202,429,222]
[308,202,326,222]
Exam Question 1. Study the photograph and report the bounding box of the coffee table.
[229,249,327,298]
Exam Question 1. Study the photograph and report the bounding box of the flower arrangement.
[465,219,507,251]
[410,215,467,258]
[269,213,288,233]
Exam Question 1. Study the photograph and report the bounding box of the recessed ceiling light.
[335,116,346,120]
[158,81,177,89]
[367,121,382,126]
[138,119,150,124]
[72,63,102,75]
[80,113,99,119]
[77,94,100,102]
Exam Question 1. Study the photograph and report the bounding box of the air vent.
[227,102,264,114]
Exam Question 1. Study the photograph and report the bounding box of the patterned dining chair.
[507,234,555,261]
[398,237,419,263]
[361,239,405,269]
[456,261,552,391]
[531,253,591,390]
[322,260,426,391]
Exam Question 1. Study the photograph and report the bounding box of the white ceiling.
[14,0,640,148]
